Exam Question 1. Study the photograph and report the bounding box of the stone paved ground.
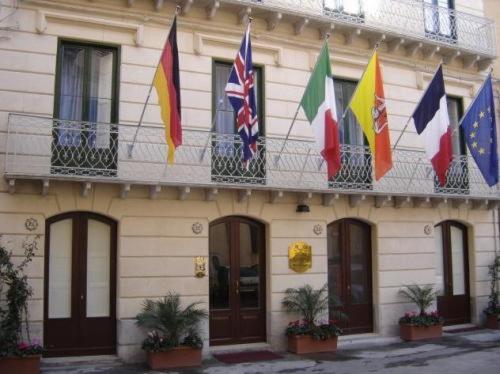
[41,330,500,374]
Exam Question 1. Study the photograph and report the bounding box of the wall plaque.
[288,241,312,273]
[194,256,207,278]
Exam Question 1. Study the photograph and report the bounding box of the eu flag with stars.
[460,74,498,186]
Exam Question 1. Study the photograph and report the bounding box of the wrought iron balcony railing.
[227,0,496,57]
[5,114,499,200]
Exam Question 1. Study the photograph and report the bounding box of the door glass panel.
[349,223,370,304]
[434,225,445,296]
[327,223,342,302]
[450,226,466,295]
[58,45,85,147]
[86,219,111,317]
[210,222,230,309]
[89,49,113,149]
[239,223,260,308]
[48,219,73,318]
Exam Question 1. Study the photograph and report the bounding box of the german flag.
[154,16,181,164]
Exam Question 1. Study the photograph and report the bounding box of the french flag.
[411,66,452,186]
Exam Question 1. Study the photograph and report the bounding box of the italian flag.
[300,44,341,179]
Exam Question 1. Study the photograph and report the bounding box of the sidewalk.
[41,329,500,374]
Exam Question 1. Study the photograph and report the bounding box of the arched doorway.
[435,221,471,325]
[209,216,266,345]
[44,212,117,356]
[327,219,373,334]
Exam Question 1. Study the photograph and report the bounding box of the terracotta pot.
[146,346,202,369]
[0,355,41,374]
[400,324,443,341]
[287,335,338,354]
[485,314,499,329]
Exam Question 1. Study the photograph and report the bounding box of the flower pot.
[485,314,499,329]
[400,324,443,341]
[287,335,338,354]
[0,355,41,374]
[146,346,202,369]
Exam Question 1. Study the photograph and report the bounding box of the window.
[324,0,364,17]
[424,0,456,42]
[52,41,119,176]
[331,79,372,189]
[211,61,265,184]
[435,96,469,192]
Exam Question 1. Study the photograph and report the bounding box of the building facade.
[0,0,499,362]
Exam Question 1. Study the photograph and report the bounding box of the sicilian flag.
[411,65,452,186]
[225,24,259,168]
[153,16,182,165]
[348,51,393,180]
[300,43,341,179]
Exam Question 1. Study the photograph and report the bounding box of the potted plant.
[398,284,443,341]
[483,256,500,329]
[282,284,345,354]
[0,238,43,373]
[136,292,207,369]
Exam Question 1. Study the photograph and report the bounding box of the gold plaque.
[288,241,312,273]
[194,256,207,278]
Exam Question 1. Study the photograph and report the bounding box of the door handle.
[81,294,84,300]
[235,280,239,295]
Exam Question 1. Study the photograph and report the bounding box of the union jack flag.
[225,24,259,168]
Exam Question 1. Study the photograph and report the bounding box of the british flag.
[225,24,259,168]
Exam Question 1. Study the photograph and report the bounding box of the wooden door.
[435,221,470,325]
[327,219,373,334]
[209,217,266,345]
[44,212,117,356]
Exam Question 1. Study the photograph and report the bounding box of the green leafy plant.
[281,284,345,340]
[398,284,443,327]
[483,256,500,316]
[0,236,43,358]
[136,293,207,352]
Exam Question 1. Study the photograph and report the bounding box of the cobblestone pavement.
[41,330,500,374]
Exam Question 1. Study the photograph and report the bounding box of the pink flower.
[18,341,30,350]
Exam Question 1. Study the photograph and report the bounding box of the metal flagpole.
[127,5,181,159]
[274,34,331,167]
[457,65,494,129]
[392,62,444,150]
[200,98,224,162]
[340,40,383,121]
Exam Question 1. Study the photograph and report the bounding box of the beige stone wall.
[1,184,498,360]
[0,0,498,363]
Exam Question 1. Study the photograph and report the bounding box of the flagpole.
[200,98,224,162]
[457,65,494,128]
[274,34,331,167]
[392,61,443,150]
[341,40,383,121]
[127,5,180,159]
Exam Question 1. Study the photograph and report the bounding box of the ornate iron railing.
[227,0,496,57]
[4,114,499,199]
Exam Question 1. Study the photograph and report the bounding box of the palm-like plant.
[282,284,343,326]
[399,284,436,316]
[136,293,207,347]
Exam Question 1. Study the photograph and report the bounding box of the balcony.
[218,0,496,65]
[5,114,499,207]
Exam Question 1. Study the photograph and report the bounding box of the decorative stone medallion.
[313,224,323,235]
[424,224,432,235]
[288,241,312,273]
[192,222,203,235]
[25,218,38,232]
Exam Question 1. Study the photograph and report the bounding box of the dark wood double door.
[327,219,373,334]
[44,212,117,356]
[209,217,266,345]
[435,221,471,325]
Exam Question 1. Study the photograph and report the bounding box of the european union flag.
[460,74,498,187]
